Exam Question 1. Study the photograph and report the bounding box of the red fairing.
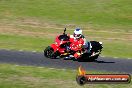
[58,48,65,53]
[50,34,84,55]
[51,44,58,52]
[55,35,69,46]
[50,35,69,53]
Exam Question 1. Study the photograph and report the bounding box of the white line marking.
[114,57,118,58]
[49,68,55,70]
[32,51,37,52]
[62,69,66,71]
[19,50,23,52]
[48,68,68,71]
[5,49,10,51]
[38,67,43,68]
[15,65,19,66]
[101,56,105,57]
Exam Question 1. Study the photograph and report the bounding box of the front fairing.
[55,35,70,46]
[51,34,70,53]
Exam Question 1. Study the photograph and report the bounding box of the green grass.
[0,0,132,31]
[0,34,53,52]
[0,64,132,88]
[0,0,131,58]
[103,41,132,58]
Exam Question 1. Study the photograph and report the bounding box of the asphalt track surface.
[0,50,132,73]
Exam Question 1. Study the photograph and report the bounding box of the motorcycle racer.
[68,28,91,59]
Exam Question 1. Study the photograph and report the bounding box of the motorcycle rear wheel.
[89,55,99,61]
[78,53,99,62]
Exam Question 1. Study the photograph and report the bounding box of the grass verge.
[0,64,131,88]
[0,0,132,31]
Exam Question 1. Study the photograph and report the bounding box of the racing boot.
[74,52,81,59]
[91,52,96,56]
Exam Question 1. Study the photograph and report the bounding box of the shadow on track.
[94,60,115,63]
[77,59,115,63]
[63,58,115,63]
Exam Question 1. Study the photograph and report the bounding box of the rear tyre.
[79,53,99,62]
[89,55,99,61]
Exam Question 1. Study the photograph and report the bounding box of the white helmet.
[74,28,82,39]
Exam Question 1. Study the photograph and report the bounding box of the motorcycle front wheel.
[44,46,58,59]
[44,46,54,58]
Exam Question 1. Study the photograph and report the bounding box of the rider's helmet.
[74,28,82,39]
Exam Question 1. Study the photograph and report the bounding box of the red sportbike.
[44,28,103,61]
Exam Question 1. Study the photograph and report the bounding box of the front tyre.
[44,46,54,58]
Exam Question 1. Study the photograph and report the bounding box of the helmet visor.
[74,33,81,38]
